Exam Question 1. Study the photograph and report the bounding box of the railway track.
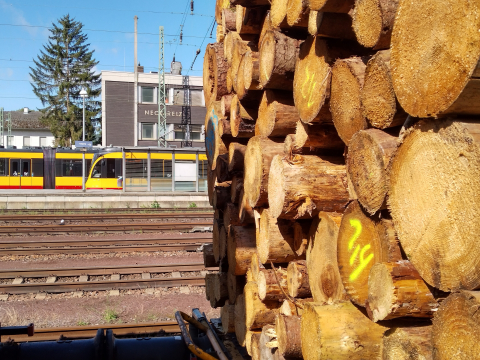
[0,263,209,295]
[0,221,213,235]
[6,322,180,342]
[0,208,211,215]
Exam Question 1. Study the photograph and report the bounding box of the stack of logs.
[204,0,480,359]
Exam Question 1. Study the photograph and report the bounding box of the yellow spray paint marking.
[301,64,317,108]
[347,218,374,282]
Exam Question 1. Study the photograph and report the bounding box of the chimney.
[137,63,144,73]
[23,107,29,114]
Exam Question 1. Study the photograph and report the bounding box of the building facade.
[101,66,206,148]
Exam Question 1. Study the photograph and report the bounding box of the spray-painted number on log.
[302,64,317,108]
[206,109,218,161]
[348,218,374,281]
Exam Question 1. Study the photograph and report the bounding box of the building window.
[141,87,155,103]
[23,137,30,147]
[141,123,156,140]
[174,125,203,141]
[7,136,13,147]
[40,137,47,147]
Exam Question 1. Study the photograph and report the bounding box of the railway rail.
[0,221,212,235]
[4,322,180,342]
[0,208,211,215]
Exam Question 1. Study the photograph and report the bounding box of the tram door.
[9,159,31,189]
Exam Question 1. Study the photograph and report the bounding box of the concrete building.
[3,108,55,149]
[101,63,206,148]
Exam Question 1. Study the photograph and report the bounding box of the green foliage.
[189,202,197,208]
[29,14,101,146]
[77,320,89,326]
[103,309,119,323]
[151,201,160,209]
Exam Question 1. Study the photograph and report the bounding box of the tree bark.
[230,0,270,5]
[213,221,222,263]
[388,119,480,291]
[293,220,311,256]
[352,0,398,49]
[347,128,398,215]
[301,301,387,360]
[224,202,254,228]
[230,174,243,204]
[276,315,302,358]
[258,324,276,360]
[306,211,347,303]
[330,56,369,145]
[361,50,407,129]
[239,188,255,224]
[259,30,302,91]
[307,10,355,39]
[203,243,217,268]
[287,260,311,298]
[295,121,344,149]
[221,301,236,333]
[337,200,402,306]
[222,7,237,34]
[236,5,267,35]
[216,0,232,25]
[213,182,231,211]
[203,43,229,107]
[308,0,355,12]
[234,293,247,346]
[218,118,232,137]
[268,154,349,219]
[228,142,247,172]
[367,260,444,322]
[383,326,433,360]
[245,330,262,356]
[245,281,281,330]
[216,153,232,183]
[258,267,288,301]
[244,136,284,208]
[432,291,480,360]
[228,271,246,304]
[257,90,299,137]
[227,225,257,275]
[230,92,262,138]
[280,298,313,316]
[390,0,480,118]
[221,93,234,117]
[214,272,229,305]
[256,208,304,264]
[219,225,228,262]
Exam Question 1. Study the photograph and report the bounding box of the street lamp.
[80,88,88,191]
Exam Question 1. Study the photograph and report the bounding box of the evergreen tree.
[30,14,101,146]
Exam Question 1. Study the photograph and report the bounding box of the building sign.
[144,110,182,117]
[138,105,206,125]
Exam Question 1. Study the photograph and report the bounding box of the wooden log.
[352,0,398,50]
[306,211,346,303]
[287,260,311,298]
[246,330,262,356]
[234,293,247,346]
[295,121,344,149]
[432,291,480,360]
[214,272,229,305]
[213,182,231,211]
[251,332,262,360]
[231,0,270,6]
[231,39,258,93]
[218,118,231,137]
[258,267,288,301]
[307,0,355,12]
[221,301,236,333]
[203,243,217,268]
[244,136,284,208]
[361,50,407,129]
[388,119,480,291]
[205,273,215,301]
[242,50,260,93]
[258,324,276,360]
[256,208,304,264]
[217,23,225,43]
[236,5,267,35]
[286,0,309,28]
[222,7,237,34]
[390,0,480,118]
[268,154,349,219]
[249,252,265,283]
[383,326,433,360]
[337,200,402,306]
[245,281,281,330]
[228,271,246,304]
[215,154,232,183]
[270,0,290,28]
[219,225,228,262]
[276,315,302,358]
[203,43,229,107]
[330,56,369,145]
[216,0,232,24]
[227,225,257,275]
[230,175,243,204]
[257,90,299,137]
[301,301,387,360]
[259,30,302,91]
[347,129,398,215]
[206,110,227,170]
[230,92,261,138]
[293,36,331,124]
[213,221,222,263]
[221,94,234,118]
[280,298,313,316]
[293,220,311,256]
[284,134,323,160]
[367,260,443,322]
[224,202,253,228]
[207,167,216,206]
[307,11,355,39]
[239,188,255,224]
[228,142,246,173]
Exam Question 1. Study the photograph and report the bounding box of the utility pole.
[0,108,3,147]
[181,75,192,148]
[134,16,138,147]
[157,26,167,147]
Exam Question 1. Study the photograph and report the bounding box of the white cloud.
[0,0,37,36]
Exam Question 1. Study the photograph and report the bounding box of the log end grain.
[351,0,383,48]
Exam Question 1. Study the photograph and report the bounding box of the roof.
[5,110,50,130]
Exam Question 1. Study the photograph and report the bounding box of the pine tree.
[30,14,101,147]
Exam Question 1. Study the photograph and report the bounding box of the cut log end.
[267,155,286,219]
[270,0,289,28]
[351,0,383,49]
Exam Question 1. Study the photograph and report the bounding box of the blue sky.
[0,0,216,111]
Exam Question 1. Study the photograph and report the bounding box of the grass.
[189,202,197,208]
[103,309,119,323]
[150,200,160,209]
[77,320,89,326]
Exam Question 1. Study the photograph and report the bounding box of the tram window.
[92,160,102,178]
[0,159,7,176]
[21,160,30,177]
[10,160,19,176]
[56,159,82,177]
[32,159,43,177]
[198,160,207,179]
[106,159,116,178]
